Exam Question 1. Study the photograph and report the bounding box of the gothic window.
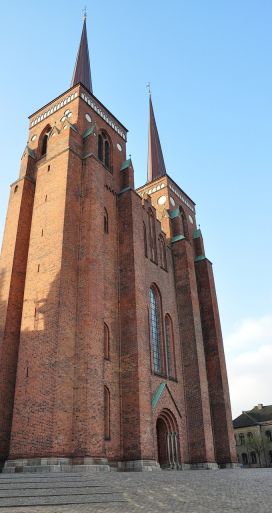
[104,208,109,234]
[242,453,248,465]
[159,235,167,270]
[98,131,112,171]
[148,209,157,263]
[165,315,176,379]
[104,323,110,360]
[149,286,164,374]
[180,207,189,238]
[250,452,257,464]
[143,222,148,257]
[104,386,110,440]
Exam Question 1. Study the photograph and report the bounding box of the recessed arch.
[38,124,52,158]
[156,409,180,468]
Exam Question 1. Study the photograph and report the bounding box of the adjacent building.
[0,17,237,473]
[233,404,272,467]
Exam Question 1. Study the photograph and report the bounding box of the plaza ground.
[0,468,271,513]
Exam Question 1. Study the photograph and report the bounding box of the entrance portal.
[156,409,180,469]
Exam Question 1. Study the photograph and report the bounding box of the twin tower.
[0,18,237,472]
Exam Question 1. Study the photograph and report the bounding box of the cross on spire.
[71,16,93,93]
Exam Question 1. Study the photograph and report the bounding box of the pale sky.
[0,1,271,418]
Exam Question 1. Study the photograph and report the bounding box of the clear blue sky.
[0,1,271,417]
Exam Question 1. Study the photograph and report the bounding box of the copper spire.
[147,93,166,182]
[71,15,93,92]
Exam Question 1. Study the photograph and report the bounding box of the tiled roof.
[233,405,272,428]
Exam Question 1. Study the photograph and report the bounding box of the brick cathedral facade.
[0,18,237,472]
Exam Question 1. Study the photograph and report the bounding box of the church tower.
[0,17,237,473]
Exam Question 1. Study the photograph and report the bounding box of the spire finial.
[71,15,93,92]
[146,82,151,95]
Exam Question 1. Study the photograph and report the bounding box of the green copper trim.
[118,186,132,194]
[120,158,132,171]
[195,255,206,262]
[171,235,185,243]
[151,383,167,409]
[169,208,180,219]
[83,124,95,139]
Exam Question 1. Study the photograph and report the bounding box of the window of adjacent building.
[143,222,148,258]
[242,453,248,465]
[159,235,167,270]
[165,314,176,379]
[247,432,253,439]
[265,430,272,442]
[239,433,245,445]
[104,323,110,360]
[104,208,109,234]
[104,386,110,440]
[149,286,164,374]
[250,452,257,464]
[98,131,112,171]
[148,209,157,263]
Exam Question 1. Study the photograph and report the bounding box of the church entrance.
[156,409,181,469]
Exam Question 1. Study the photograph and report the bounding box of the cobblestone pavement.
[0,468,271,513]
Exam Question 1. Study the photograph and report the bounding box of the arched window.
[104,386,110,440]
[159,235,167,270]
[104,208,109,234]
[242,453,248,465]
[149,286,164,374]
[98,131,111,171]
[179,207,189,238]
[165,315,176,379]
[148,209,157,263]
[143,222,148,257]
[250,451,257,464]
[104,323,110,360]
[41,133,49,156]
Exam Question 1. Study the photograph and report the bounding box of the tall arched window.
[159,235,167,270]
[104,323,110,360]
[148,209,157,263]
[149,286,164,374]
[104,208,109,234]
[143,222,148,257]
[98,131,112,171]
[180,207,189,238]
[104,386,110,440]
[165,315,176,379]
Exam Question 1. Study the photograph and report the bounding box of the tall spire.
[71,15,93,93]
[147,93,166,182]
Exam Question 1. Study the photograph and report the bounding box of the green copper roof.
[83,124,95,139]
[169,208,180,219]
[151,382,167,409]
[195,255,206,262]
[120,158,132,171]
[193,229,201,239]
[171,234,185,243]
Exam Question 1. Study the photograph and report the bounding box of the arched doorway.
[156,409,181,469]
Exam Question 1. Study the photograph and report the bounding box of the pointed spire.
[147,93,166,182]
[71,15,93,92]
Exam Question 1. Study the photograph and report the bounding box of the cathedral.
[0,18,237,473]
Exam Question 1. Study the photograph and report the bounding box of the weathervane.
[146,82,151,95]
[83,6,87,19]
